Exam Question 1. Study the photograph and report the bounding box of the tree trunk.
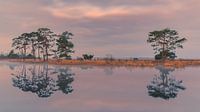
[32,42,36,60]
[162,37,167,61]
[162,44,165,61]
[38,47,40,60]
[23,46,26,61]
[45,46,48,61]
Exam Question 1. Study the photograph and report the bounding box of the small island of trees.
[9,28,74,61]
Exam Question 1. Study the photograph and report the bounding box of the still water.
[0,61,200,112]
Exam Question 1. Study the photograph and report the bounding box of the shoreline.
[3,58,200,68]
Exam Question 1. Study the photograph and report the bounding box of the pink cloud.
[43,1,185,19]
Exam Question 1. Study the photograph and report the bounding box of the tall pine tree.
[56,31,74,59]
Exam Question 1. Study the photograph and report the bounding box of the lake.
[0,61,200,112]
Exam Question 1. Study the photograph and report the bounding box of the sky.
[0,0,200,59]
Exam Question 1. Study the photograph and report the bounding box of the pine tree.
[56,31,74,59]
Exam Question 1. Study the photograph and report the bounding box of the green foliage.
[82,54,94,60]
[0,54,7,58]
[147,28,187,60]
[26,54,35,59]
[37,28,56,61]
[155,51,177,60]
[29,32,39,59]
[11,28,74,61]
[56,31,74,59]
[8,50,20,59]
[12,33,31,58]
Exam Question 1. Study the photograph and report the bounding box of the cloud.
[43,0,184,19]
[0,0,200,58]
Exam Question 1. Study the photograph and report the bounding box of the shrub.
[82,54,94,60]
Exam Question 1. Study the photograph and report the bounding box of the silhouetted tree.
[29,32,39,60]
[56,31,74,59]
[20,33,31,59]
[11,28,75,60]
[37,28,56,61]
[12,37,22,55]
[12,33,32,60]
[147,28,187,60]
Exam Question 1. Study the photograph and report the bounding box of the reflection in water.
[79,66,93,70]
[11,64,74,98]
[147,66,186,100]
[103,67,115,75]
[8,63,18,70]
[56,68,74,94]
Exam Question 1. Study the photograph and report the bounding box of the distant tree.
[56,31,74,59]
[0,53,6,59]
[12,33,30,59]
[105,54,114,61]
[12,37,22,57]
[147,28,187,60]
[35,33,43,59]
[37,28,56,61]
[29,32,39,60]
[26,54,35,59]
[82,54,94,60]
[8,50,19,59]
[20,33,31,58]
[11,28,75,61]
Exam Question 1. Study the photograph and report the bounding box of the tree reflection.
[103,67,114,75]
[147,66,186,100]
[11,64,74,98]
[56,68,74,94]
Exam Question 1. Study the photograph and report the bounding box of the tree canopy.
[147,28,187,60]
[11,28,75,61]
[56,31,74,59]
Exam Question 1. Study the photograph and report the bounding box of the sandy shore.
[4,58,200,68]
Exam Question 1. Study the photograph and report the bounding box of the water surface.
[0,61,199,112]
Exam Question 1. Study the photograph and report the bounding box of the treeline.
[10,28,74,61]
[3,27,187,61]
